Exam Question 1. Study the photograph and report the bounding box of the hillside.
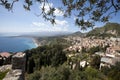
[87,23,120,38]
[65,31,86,37]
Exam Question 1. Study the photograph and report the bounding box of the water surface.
[0,37,36,52]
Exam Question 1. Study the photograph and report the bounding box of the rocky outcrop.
[0,65,12,72]
[3,69,23,80]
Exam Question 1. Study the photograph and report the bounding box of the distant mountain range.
[0,31,72,37]
[1,23,119,38]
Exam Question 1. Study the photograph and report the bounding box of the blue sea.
[0,37,37,52]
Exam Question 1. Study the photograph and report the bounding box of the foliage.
[0,70,9,80]
[90,55,101,69]
[25,44,67,73]
[84,67,107,80]
[0,0,120,30]
[27,64,108,80]
[101,62,120,80]
[27,71,41,80]
[69,70,87,80]
[27,57,35,74]
[87,46,101,54]
[37,37,71,48]
[87,23,120,37]
[27,65,71,80]
[87,45,108,54]
[67,31,85,37]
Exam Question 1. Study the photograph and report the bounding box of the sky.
[0,0,120,34]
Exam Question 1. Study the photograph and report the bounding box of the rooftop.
[13,52,25,58]
[0,52,11,58]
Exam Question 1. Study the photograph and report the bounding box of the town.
[65,36,120,69]
[0,35,120,80]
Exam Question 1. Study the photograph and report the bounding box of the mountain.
[86,23,120,38]
[66,31,85,37]
[18,31,71,37]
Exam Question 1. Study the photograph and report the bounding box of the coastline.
[32,38,40,47]
[0,37,38,52]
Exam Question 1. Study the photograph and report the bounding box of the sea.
[0,37,37,52]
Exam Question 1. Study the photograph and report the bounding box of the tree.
[51,50,67,67]
[27,65,71,80]
[27,71,41,80]
[69,70,87,80]
[27,57,35,74]
[90,55,101,69]
[87,46,100,54]
[84,67,107,80]
[0,0,120,30]
[107,62,120,80]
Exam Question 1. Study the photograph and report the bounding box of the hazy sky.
[0,1,120,33]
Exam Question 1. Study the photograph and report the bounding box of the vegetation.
[87,46,101,54]
[82,45,109,54]
[37,37,71,48]
[0,0,120,79]
[27,64,107,80]
[87,23,120,38]
[24,38,120,80]
[27,65,70,80]
[0,70,9,80]
[90,55,101,69]
[23,25,119,79]
[26,59,120,80]
[101,62,120,80]
[25,44,67,73]
[0,0,120,30]
[67,31,85,37]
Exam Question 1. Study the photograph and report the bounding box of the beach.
[32,38,40,47]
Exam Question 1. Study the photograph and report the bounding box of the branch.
[11,0,18,8]
[111,0,118,11]
[9,0,18,11]
[0,0,7,5]
[0,0,4,4]
[108,10,117,16]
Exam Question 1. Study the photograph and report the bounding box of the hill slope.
[66,31,86,37]
[87,23,120,37]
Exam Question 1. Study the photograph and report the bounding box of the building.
[0,52,12,65]
[12,52,26,72]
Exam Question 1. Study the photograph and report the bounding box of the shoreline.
[32,38,40,47]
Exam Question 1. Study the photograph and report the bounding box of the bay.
[0,37,37,52]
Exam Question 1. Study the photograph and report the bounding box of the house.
[95,52,105,57]
[0,52,12,64]
[100,56,120,69]
[80,61,89,68]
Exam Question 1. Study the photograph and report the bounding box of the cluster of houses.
[66,37,119,52]
[99,46,120,69]
[65,36,120,69]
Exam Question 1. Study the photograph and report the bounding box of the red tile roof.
[0,52,11,58]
